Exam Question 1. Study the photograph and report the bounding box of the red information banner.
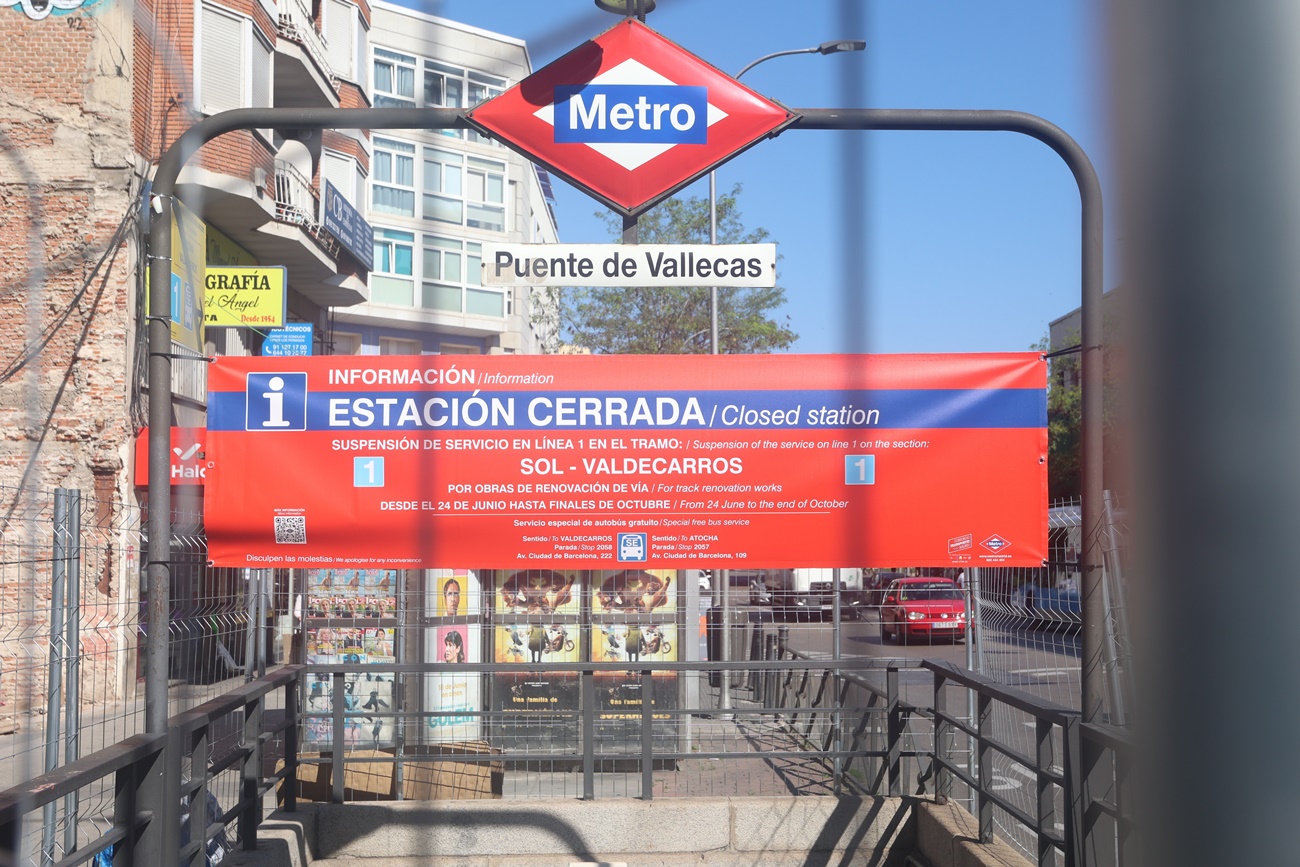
[204,354,1047,569]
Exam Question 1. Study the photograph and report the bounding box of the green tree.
[560,184,796,354]
[1036,326,1125,501]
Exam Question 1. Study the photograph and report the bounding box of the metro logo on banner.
[467,18,796,215]
[203,354,1048,570]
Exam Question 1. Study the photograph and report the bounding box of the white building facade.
[333,1,561,358]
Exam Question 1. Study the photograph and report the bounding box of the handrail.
[170,665,301,736]
[923,659,1080,726]
[0,733,165,820]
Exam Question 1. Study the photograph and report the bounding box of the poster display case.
[303,568,400,749]
[425,570,482,743]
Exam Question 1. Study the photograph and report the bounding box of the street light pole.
[708,38,864,713]
[707,41,865,355]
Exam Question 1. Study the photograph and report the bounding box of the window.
[375,141,506,232]
[465,157,506,231]
[379,337,421,355]
[330,332,363,355]
[372,138,416,216]
[373,48,416,108]
[372,228,414,306]
[440,343,481,355]
[422,147,463,224]
[198,4,274,130]
[424,62,505,144]
[322,151,365,207]
[422,235,500,316]
[325,0,364,85]
[367,228,504,318]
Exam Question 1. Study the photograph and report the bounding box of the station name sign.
[203,354,1048,570]
[481,243,777,287]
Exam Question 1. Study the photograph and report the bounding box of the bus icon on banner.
[617,533,647,562]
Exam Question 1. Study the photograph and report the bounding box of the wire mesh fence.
[0,482,1130,865]
[0,482,291,865]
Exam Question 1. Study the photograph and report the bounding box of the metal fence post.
[1036,718,1055,867]
[977,692,993,843]
[42,488,69,867]
[1062,715,1084,867]
[933,670,951,804]
[582,669,595,800]
[886,665,901,797]
[640,669,653,800]
[240,694,263,849]
[331,672,345,804]
[63,489,82,858]
[284,680,299,813]
[134,739,168,866]
[184,725,209,867]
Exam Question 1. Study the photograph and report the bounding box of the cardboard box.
[281,742,501,802]
[401,742,503,801]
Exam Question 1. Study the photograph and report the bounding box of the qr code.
[274,515,307,544]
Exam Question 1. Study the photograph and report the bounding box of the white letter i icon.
[263,376,290,427]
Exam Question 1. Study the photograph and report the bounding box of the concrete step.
[231,796,916,867]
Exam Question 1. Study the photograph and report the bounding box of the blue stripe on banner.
[208,388,1046,433]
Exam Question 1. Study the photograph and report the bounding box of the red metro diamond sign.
[467,18,797,216]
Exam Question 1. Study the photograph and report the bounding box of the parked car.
[865,571,907,606]
[879,577,967,643]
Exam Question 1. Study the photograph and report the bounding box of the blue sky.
[405,0,1111,354]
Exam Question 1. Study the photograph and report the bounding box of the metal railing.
[276,0,336,92]
[2,659,1132,866]
[272,160,341,258]
[0,667,298,867]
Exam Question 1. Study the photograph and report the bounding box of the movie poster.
[301,671,396,750]
[425,570,482,743]
[591,569,678,748]
[490,569,582,751]
[425,623,480,742]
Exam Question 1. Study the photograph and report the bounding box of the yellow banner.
[204,267,288,328]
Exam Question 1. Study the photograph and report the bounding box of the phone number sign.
[203,353,1047,569]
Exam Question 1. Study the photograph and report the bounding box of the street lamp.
[594,0,655,20]
[708,40,866,355]
[707,40,864,714]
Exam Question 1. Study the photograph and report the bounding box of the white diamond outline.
[533,58,729,171]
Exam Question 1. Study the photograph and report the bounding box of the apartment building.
[336,0,560,358]
[0,0,556,705]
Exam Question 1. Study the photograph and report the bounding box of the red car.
[880,577,967,643]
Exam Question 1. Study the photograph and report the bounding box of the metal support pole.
[184,726,209,867]
[581,669,595,800]
[63,489,81,857]
[43,489,69,867]
[977,692,993,843]
[240,695,262,850]
[256,569,268,679]
[283,681,299,813]
[331,672,345,804]
[243,569,256,684]
[886,666,900,796]
[640,669,653,800]
[832,568,843,792]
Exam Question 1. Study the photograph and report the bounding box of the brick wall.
[0,6,142,708]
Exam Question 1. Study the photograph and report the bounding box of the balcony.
[275,0,339,108]
[176,155,367,311]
